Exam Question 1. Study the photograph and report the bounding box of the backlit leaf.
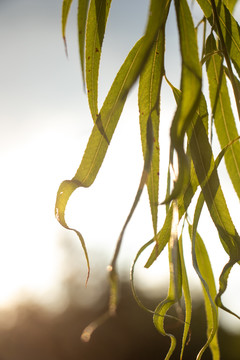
[153,201,181,359]
[189,94,240,317]
[85,0,112,121]
[189,199,219,360]
[78,0,90,84]
[197,0,240,77]
[139,29,165,236]
[164,0,202,202]
[206,33,240,199]
[62,0,74,54]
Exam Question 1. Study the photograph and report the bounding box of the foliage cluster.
[56,0,240,358]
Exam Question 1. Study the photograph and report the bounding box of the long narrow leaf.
[145,204,173,268]
[164,0,202,202]
[197,0,240,78]
[78,0,90,84]
[189,95,240,318]
[206,33,240,199]
[178,232,191,360]
[153,201,181,360]
[139,29,165,236]
[62,0,74,54]
[86,0,112,121]
[189,196,219,360]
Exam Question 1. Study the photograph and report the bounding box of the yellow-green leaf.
[138,29,165,236]
[178,232,191,360]
[164,0,202,202]
[197,0,240,77]
[206,33,240,200]
[189,95,240,318]
[189,208,219,360]
[85,0,112,121]
[62,0,74,54]
[145,204,173,268]
[78,0,90,84]
[153,201,181,360]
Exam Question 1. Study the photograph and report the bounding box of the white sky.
[0,0,240,332]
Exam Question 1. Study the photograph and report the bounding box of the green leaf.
[55,37,145,278]
[138,29,165,236]
[189,198,219,360]
[145,204,173,268]
[197,0,240,77]
[189,94,240,318]
[189,101,240,254]
[223,0,238,13]
[78,0,90,84]
[130,238,155,313]
[62,0,74,54]
[153,201,181,360]
[178,232,191,360]
[86,0,112,121]
[164,0,202,202]
[206,33,240,200]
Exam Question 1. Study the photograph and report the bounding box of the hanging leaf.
[197,0,240,78]
[62,0,74,54]
[189,94,240,317]
[78,0,90,84]
[189,197,219,360]
[138,29,165,236]
[85,0,112,121]
[178,232,192,360]
[145,204,173,268]
[206,33,240,200]
[164,0,202,202]
[153,201,181,360]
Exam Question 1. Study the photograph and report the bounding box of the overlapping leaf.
[197,0,240,78]
[58,0,240,357]
[206,33,240,199]
[189,92,240,317]
[153,201,181,360]
[189,201,219,360]
[164,0,202,202]
[56,0,172,282]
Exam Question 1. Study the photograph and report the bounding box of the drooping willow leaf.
[55,37,144,280]
[189,197,219,360]
[178,231,191,360]
[78,0,90,84]
[153,201,181,360]
[62,0,74,54]
[145,204,173,268]
[206,33,240,200]
[197,0,240,78]
[163,0,202,202]
[189,94,240,318]
[85,0,112,121]
[138,29,165,236]
[56,0,173,282]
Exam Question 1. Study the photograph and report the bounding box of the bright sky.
[0,0,240,332]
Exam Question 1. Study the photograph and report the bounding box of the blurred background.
[0,0,240,358]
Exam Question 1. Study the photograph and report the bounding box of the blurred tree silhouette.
[0,278,239,360]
